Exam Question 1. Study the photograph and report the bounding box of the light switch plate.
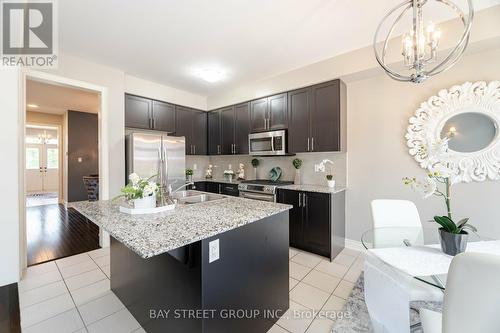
[209,239,219,263]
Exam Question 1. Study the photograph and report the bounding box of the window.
[46,148,58,169]
[26,148,40,169]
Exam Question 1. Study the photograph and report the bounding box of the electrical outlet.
[193,164,197,170]
[209,239,219,263]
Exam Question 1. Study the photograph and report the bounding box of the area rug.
[331,275,442,333]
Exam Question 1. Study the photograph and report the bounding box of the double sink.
[171,190,225,205]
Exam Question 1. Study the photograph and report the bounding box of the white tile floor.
[18,247,364,333]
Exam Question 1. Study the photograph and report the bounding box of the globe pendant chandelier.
[373,0,474,83]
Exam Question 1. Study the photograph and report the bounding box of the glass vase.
[294,169,301,185]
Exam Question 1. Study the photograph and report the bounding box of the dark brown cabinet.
[208,102,250,155]
[234,102,250,154]
[194,181,239,197]
[250,93,287,133]
[152,100,176,133]
[277,189,345,260]
[208,111,221,155]
[220,106,235,155]
[287,79,345,153]
[125,95,152,130]
[175,106,207,155]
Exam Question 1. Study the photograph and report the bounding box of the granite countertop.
[278,184,347,194]
[70,196,291,259]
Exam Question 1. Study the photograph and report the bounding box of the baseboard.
[345,238,366,252]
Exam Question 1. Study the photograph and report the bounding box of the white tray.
[119,203,176,215]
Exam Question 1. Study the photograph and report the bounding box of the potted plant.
[119,173,159,209]
[404,139,476,256]
[326,174,335,188]
[185,168,194,182]
[292,158,302,185]
[251,158,259,179]
[318,159,335,188]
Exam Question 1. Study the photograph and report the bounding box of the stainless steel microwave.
[249,130,287,156]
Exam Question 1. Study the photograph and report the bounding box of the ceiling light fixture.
[373,0,474,83]
[27,103,39,108]
[194,68,225,83]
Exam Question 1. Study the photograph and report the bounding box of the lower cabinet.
[193,182,239,197]
[277,189,345,260]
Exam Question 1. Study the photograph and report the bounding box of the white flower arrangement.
[119,173,159,201]
[223,169,234,175]
[317,159,335,180]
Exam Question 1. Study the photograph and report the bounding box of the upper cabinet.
[208,102,251,155]
[250,93,287,133]
[176,106,207,155]
[234,102,250,154]
[125,95,152,130]
[152,100,176,133]
[287,79,346,153]
[208,111,221,155]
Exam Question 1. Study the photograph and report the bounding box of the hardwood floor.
[0,283,21,333]
[26,204,100,266]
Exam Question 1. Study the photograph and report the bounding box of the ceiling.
[59,0,500,97]
[26,80,100,115]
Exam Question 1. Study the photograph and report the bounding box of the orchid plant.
[119,173,159,201]
[403,138,476,234]
[317,159,334,180]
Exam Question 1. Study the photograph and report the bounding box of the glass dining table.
[361,226,486,290]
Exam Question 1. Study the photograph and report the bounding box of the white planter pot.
[133,196,156,209]
[327,180,336,188]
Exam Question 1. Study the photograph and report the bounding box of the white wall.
[346,47,500,241]
[125,75,207,110]
[0,68,22,285]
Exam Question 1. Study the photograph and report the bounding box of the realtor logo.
[1,0,58,67]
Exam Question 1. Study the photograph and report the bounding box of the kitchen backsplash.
[186,152,347,187]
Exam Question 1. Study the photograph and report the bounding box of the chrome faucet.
[168,182,195,195]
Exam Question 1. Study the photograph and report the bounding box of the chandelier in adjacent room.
[373,0,474,83]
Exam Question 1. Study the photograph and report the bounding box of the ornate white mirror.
[406,81,500,182]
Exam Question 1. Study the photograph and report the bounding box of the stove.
[238,179,293,202]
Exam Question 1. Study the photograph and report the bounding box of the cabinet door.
[175,106,194,155]
[208,111,221,155]
[311,80,341,152]
[287,88,311,153]
[268,93,287,130]
[206,182,221,194]
[193,182,206,191]
[221,183,239,197]
[234,102,250,155]
[152,100,175,133]
[125,95,152,129]
[250,97,268,132]
[192,111,207,155]
[220,106,235,155]
[278,189,303,248]
[304,192,330,257]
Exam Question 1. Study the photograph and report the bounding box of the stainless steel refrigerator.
[125,130,185,191]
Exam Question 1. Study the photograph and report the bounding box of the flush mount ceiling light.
[193,68,225,83]
[374,0,474,83]
[27,103,39,108]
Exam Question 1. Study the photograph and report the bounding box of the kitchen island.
[71,195,291,333]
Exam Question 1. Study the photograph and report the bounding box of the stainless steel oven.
[238,180,293,202]
[248,130,286,156]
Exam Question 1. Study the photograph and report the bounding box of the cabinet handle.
[267,118,270,129]
[217,145,221,155]
[303,193,307,207]
[152,118,155,129]
[307,138,310,151]
[193,145,196,155]
[264,118,267,129]
[298,193,302,207]
[311,137,314,151]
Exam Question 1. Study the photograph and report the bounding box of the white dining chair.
[370,199,425,249]
[369,199,443,333]
[420,253,500,333]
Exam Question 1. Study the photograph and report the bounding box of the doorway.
[25,78,101,266]
[25,125,60,207]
